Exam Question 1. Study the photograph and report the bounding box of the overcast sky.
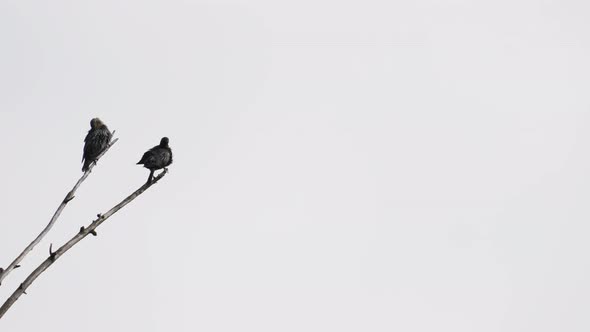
[1,0,590,331]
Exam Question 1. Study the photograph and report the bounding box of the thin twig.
[0,169,167,319]
[0,137,119,286]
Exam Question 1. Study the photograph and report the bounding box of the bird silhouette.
[82,118,112,172]
[137,137,173,183]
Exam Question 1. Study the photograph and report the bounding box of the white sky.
[1,0,590,331]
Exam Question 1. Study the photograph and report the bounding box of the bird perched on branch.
[137,137,173,183]
[82,118,112,172]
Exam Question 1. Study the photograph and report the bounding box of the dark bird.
[82,118,112,172]
[137,137,173,183]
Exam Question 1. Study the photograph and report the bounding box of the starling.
[82,118,112,172]
[137,137,173,182]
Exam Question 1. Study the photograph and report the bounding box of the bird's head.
[90,118,104,129]
[160,137,170,147]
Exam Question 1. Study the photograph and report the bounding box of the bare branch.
[0,170,168,319]
[0,138,119,286]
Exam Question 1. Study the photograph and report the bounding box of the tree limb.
[0,137,119,286]
[0,169,167,319]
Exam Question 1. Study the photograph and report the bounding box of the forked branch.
[0,137,119,286]
[0,169,167,319]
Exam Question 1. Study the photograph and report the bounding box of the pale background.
[1,0,590,331]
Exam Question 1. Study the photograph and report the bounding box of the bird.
[82,118,112,172]
[137,137,173,183]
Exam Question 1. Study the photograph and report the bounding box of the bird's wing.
[82,130,94,162]
[137,150,153,164]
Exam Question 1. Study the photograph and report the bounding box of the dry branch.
[0,137,119,286]
[0,169,168,319]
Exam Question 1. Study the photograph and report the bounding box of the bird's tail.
[82,159,92,172]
